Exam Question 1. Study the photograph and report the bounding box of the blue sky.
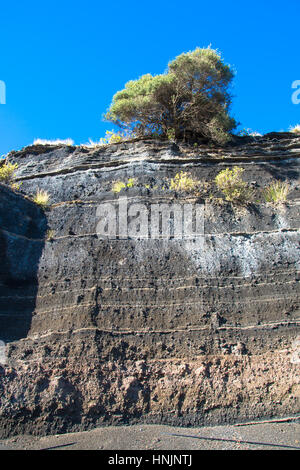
[0,0,299,155]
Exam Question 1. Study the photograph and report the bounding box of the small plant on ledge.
[215,166,254,204]
[263,180,289,204]
[0,161,19,186]
[32,189,51,209]
[112,178,136,194]
[169,171,200,194]
[289,124,300,134]
[46,229,55,241]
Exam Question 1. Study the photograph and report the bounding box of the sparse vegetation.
[86,130,134,148]
[289,124,300,134]
[98,130,127,145]
[112,181,126,193]
[215,166,253,204]
[46,229,55,241]
[238,128,262,137]
[166,128,176,142]
[169,171,200,193]
[112,178,136,193]
[126,178,136,188]
[0,161,18,185]
[10,181,22,191]
[105,47,236,144]
[105,131,124,144]
[263,180,289,203]
[32,189,51,209]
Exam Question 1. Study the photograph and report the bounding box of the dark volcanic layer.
[0,133,299,437]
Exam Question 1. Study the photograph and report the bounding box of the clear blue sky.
[0,0,299,155]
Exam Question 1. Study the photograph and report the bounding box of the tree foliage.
[104,47,236,144]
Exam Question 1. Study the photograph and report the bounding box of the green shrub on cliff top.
[104,47,236,144]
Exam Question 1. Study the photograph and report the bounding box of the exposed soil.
[1,420,300,451]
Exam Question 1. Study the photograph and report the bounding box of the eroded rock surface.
[0,133,299,437]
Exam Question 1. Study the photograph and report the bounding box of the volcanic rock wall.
[0,133,299,436]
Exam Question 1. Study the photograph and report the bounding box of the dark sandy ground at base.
[0,420,300,451]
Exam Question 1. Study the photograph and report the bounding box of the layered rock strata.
[0,132,299,437]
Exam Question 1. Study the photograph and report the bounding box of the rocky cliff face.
[0,133,299,437]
